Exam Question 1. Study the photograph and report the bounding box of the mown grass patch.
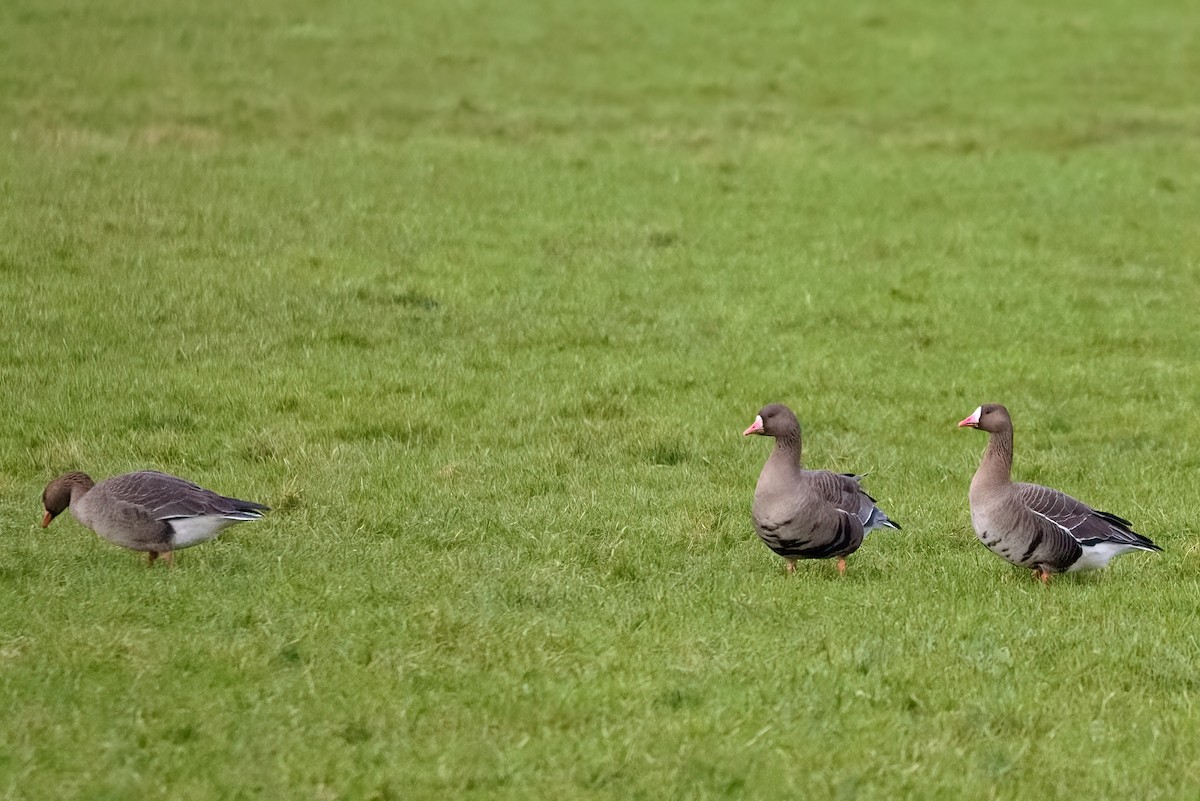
[1,0,1199,798]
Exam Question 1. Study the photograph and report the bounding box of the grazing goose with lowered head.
[958,404,1161,583]
[743,404,900,575]
[41,471,270,566]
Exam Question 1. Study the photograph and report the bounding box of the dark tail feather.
[867,507,901,531]
[229,497,271,514]
[1093,509,1159,551]
[1094,509,1135,529]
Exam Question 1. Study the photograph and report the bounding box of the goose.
[958,404,1161,582]
[41,470,269,566]
[743,404,900,575]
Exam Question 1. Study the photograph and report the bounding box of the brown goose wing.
[808,470,901,532]
[1013,483,1159,551]
[103,471,269,521]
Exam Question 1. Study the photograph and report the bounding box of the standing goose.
[743,404,900,575]
[958,404,1161,583]
[41,471,270,566]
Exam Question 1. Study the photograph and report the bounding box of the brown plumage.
[743,404,900,575]
[41,471,270,566]
[958,404,1161,583]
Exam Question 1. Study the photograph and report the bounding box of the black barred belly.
[756,514,860,560]
[977,528,1081,571]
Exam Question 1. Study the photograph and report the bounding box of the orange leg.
[1036,569,1051,584]
[836,557,847,576]
[162,551,174,567]
[785,559,797,575]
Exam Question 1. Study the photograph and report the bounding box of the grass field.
[2,0,1200,798]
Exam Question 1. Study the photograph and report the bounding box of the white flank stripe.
[1067,542,1139,572]
[1027,508,1074,538]
[167,515,249,549]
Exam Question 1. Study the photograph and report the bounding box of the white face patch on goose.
[959,406,982,427]
[742,415,765,437]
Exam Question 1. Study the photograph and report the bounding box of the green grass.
[2,0,1200,798]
